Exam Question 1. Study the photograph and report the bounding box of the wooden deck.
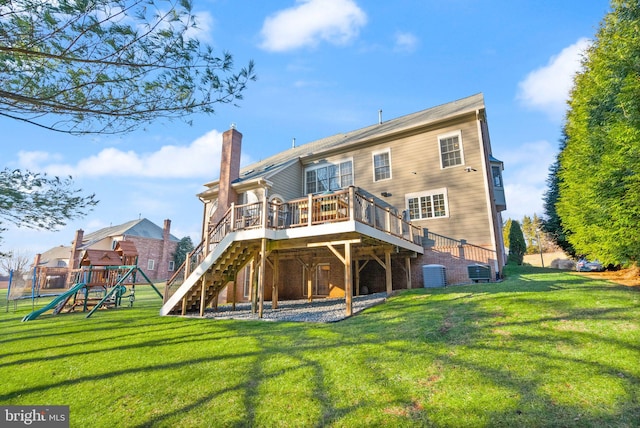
[162,187,424,318]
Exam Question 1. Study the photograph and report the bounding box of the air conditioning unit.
[468,263,492,283]
[422,264,446,288]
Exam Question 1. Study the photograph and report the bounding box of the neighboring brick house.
[162,93,507,317]
[36,218,179,282]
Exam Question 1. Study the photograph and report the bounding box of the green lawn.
[1,264,639,427]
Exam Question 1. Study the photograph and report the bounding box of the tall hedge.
[557,0,640,266]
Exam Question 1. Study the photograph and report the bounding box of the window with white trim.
[168,261,175,272]
[492,166,503,188]
[406,189,449,220]
[305,160,353,194]
[438,131,464,168]
[372,149,391,182]
[147,259,155,271]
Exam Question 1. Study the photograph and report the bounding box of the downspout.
[198,196,207,253]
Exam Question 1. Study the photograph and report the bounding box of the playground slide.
[21,282,87,322]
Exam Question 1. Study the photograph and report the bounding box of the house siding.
[294,114,493,246]
[267,161,304,201]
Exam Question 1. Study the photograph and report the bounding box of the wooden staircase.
[164,239,261,315]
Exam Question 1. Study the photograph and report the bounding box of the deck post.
[385,249,392,294]
[272,253,279,309]
[229,202,236,231]
[307,194,313,226]
[250,258,257,314]
[355,259,360,296]
[307,264,313,302]
[199,278,207,317]
[258,238,267,318]
[261,195,269,229]
[405,256,412,289]
[232,270,237,311]
[184,251,192,280]
[385,208,391,233]
[345,241,353,316]
[348,186,356,221]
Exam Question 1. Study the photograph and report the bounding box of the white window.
[438,131,464,168]
[492,166,503,188]
[147,259,155,271]
[168,261,175,272]
[406,189,449,220]
[305,159,353,194]
[372,149,391,182]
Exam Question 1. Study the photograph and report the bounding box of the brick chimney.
[214,126,242,223]
[69,229,84,270]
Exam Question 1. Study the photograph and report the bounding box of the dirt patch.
[576,266,640,287]
[524,252,640,287]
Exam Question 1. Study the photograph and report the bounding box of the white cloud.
[259,0,367,52]
[16,151,64,170]
[393,32,418,53]
[501,140,557,221]
[16,129,252,179]
[185,11,215,43]
[517,37,591,119]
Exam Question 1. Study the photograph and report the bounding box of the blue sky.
[1,0,611,257]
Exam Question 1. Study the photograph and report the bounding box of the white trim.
[437,130,465,169]
[304,158,354,194]
[269,193,285,203]
[372,148,392,182]
[405,188,450,220]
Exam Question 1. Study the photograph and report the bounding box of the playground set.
[6,241,162,321]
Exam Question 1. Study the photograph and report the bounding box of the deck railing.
[163,186,423,300]
[423,230,497,265]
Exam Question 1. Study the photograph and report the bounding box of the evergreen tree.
[173,236,195,270]
[507,220,526,265]
[542,134,576,256]
[557,0,640,266]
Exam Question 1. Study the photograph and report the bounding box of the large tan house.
[162,93,506,317]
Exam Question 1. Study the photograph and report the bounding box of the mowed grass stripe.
[1,264,638,427]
